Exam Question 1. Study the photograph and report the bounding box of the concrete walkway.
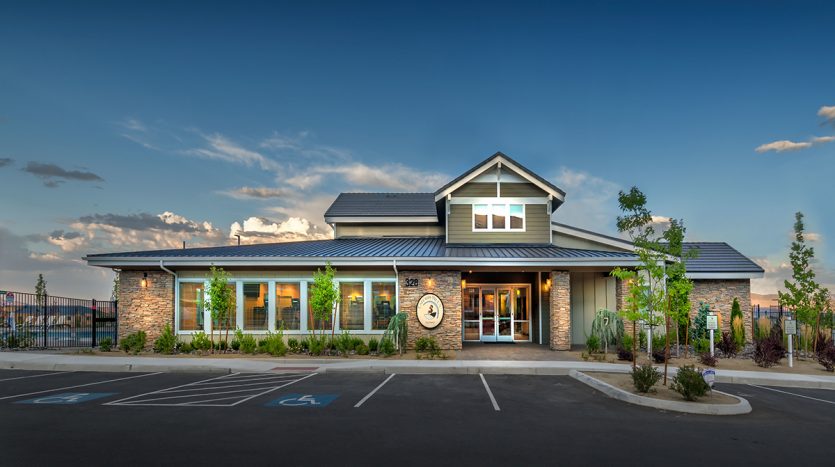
[2,351,835,389]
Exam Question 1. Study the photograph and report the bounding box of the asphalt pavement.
[0,369,833,466]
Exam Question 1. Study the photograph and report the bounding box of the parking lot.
[0,368,833,466]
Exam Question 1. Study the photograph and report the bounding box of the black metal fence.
[0,290,117,349]
[752,304,795,324]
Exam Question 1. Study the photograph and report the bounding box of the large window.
[212,283,237,330]
[473,203,525,231]
[179,282,204,331]
[307,282,331,332]
[243,282,268,331]
[371,282,396,330]
[340,282,364,330]
[276,283,301,330]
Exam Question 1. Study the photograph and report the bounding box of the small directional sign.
[16,392,116,405]
[784,319,797,335]
[266,394,338,408]
[5,292,14,304]
[706,314,718,331]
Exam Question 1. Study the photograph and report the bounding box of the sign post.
[784,319,796,368]
[706,314,718,357]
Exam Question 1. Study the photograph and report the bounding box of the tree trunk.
[664,315,671,386]
[224,310,230,350]
[632,322,637,371]
[684,316,689,359]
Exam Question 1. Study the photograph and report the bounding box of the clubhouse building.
[84,152,764,350]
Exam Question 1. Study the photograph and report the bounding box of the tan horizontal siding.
[448,204,550,243]
[452,183,497,197]
[500,182,547,197]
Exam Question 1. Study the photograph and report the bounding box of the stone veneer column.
[689,279,753,343]
[615,277,635,331]
[549,271,571,350]
[118,270,174,347]
[399,271,462,350]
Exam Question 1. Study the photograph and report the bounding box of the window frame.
[471,203,526,232]
[175,277,397,335]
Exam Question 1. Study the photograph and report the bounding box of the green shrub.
[288,338,300,353]
[119,331,146,355]
[190,331,212,352]
[379,337,395,356]
[308,334,326,356]
[230,339,241,351]
[351,337,364,349]
[153,324,177,354]
[178,341,193,353]
[694,337,710,355]
[670,365,710,401]
[213,340,227,351]
[639,330,647,350]
[299,337,310,352]
[98,337,112,352]
[621,333,634,351]
[730,298,745,348]
[585,334,600,354]
[368,338,379,353]
[414,336,445,359]
[631,363,661,393]
[651,333,666,353]
[335,330,354,355]
[356,342,370,355]
[234,329,257,354]
[260,330,287,356]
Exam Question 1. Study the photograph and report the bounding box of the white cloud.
[221,186,296,200]
[309,162,448,192]
[806,232,822,242]
[229,216,331,243]
[186,133,280,171]
[819,105,835,125]
[811,135,835,144]
[551,167,621,232]
[755,140,813,153]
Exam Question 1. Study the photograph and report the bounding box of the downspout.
[160,260,177,331]
[393,259,399,314]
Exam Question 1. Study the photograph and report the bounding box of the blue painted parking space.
[266,393,338,407]
[16,392,116,405]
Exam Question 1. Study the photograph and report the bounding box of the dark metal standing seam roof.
[324,193,437,218]
[85,237,638,260]
[682,242,764,274]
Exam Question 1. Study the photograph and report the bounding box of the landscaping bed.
[587,371,738,405]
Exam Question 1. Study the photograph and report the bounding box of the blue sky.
[1,0,833,298]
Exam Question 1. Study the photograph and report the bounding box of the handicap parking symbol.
[17,392,116,405]
[266,394,338,408]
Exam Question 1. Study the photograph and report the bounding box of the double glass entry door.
[463,285,530,342]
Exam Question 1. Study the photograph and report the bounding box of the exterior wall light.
[427,278,434,288]
[141,272,148,288]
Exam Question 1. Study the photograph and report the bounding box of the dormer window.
[473,203,525,232]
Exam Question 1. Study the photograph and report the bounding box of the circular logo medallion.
[416,293,444,329]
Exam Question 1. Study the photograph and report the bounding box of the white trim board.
[435,154,565,203]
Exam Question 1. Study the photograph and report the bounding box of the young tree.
[111,274,120,302]
[663,218,697,362]
[611,187,666,369]
[206,265,233,352]
[778,212,832,356]
[309,262,340,345]
[34,274,47,309]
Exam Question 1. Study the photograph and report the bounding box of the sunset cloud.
[755,140,813,153]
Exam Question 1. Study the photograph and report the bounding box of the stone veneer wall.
[118,270,174,347]
[549,271,571,350]
[690,279,752,342]
[399,271,462,350]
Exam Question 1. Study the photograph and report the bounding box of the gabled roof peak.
[434,151,566,202]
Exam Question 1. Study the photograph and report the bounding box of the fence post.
[43,293,48,348]
[91,298,97,348]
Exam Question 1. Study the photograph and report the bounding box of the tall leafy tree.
[778,212,831,355]
[663,219,697,361]
[206,265,233,352]
[35,273,47,308]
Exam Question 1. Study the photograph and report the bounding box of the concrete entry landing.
[454,342,576,361]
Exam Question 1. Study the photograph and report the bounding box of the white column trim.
[364,280,372,332]
[235,281,244,330]
[300,280,308,333]
[268,281,276,332]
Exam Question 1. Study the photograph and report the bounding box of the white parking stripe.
[0,371,75,382]
[480,374,500,412]
[749,384,835,405]
[106,371,316,407]
[104,372,235,405]
[230,373,317,406]
[354,373,396,408]
[0,372,162,401]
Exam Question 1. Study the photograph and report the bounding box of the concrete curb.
[0,360,232,374]
[569,369,752,416]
